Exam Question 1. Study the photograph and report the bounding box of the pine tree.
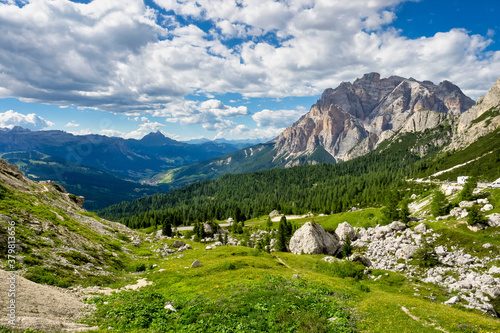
[431,190,448,217]
[382,191,399,224]
[224,232,228,245]
[459,177,477,202]
[266,216,273,230]
[162,223,172,237]
[341,235,352,258]
[399,199,410,224]
[275,216,289,252]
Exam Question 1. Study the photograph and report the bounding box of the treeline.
[98,131,429,228]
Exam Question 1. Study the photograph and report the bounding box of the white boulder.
[289,222,341,255]
[335,222,356,244]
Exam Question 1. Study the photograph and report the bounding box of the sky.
[0,0,499,141]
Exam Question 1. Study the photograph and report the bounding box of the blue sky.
[0,0,499,141]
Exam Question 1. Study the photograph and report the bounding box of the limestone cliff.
[273,73,474,163]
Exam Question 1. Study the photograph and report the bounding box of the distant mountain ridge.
[0,128,240,180]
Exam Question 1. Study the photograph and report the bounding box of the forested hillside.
[98,126,444,227]
[98,121,500,229]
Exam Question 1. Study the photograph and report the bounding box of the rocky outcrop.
[272,73,474,164]
[451,77,500,150]
[289,222,340,255]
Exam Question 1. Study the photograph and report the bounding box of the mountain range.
[3,73,499,211]
[0,128,242,209]
[154,73,498,187]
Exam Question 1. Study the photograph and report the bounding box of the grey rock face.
[289,222,340,255]
[273,73,473,164]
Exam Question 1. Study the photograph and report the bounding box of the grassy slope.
[76,241,500,332]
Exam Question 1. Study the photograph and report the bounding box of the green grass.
[79,241,500,332]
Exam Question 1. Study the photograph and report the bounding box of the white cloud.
[124,121,166,139]
[252,109,305,128]
[68,128,92,136]
[160,99,248,131]
[0,0,499,122]
[215,124,281,140]
[0,110,54,130]
[65,121,80,127]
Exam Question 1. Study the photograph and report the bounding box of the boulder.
[205,246,212,250]
[289,222,341,255]
[435,246,447,256]
[477,198,489,204]
[414,223,427,234]
[395,245,419,259]
[459,201,476,208]
[487,213,500,227]
[171,240,185,248]
[190,260,201,268]
[486,287,500,299]
[444,296,459,305]
[481,204,493,212]
[388,221,406,231]
[488,266,500,274]
[164,302,176,312]
[450,207,465,217]
[335,222,356,244]
[269,210,280,217]
[203,223,213,234]
[349,253,372,267]
[214,241,223,247]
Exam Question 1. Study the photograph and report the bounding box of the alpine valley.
[2,73,500,333]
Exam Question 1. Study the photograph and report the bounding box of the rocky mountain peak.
[273,73,474,165]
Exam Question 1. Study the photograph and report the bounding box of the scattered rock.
[214,241,223,247]
[481,204,494,212]
[269,210,280,217]
[171,240,185,248]
[413,223,427,234]
[335,221,356,244]
[488,266,500,274]
[487,213,500,227]
[459,201,476,208]
[164,302,176,312]
[292,274,300,279]
[191,260,201,268]
[388,221,406,231]
[444,296,459,305]
[289,222,341,255]
[205,246,212,250]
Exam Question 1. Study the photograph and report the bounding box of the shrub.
[467,205,487,225]
[317,260,365,280]
[413,243,439,268]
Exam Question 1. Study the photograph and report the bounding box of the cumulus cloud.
[0,0,499,123]
[252,109,305,128]
[65,121,80,127]
[161,99,248,131]
[215,124,281,141]
[0,110,54,130]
